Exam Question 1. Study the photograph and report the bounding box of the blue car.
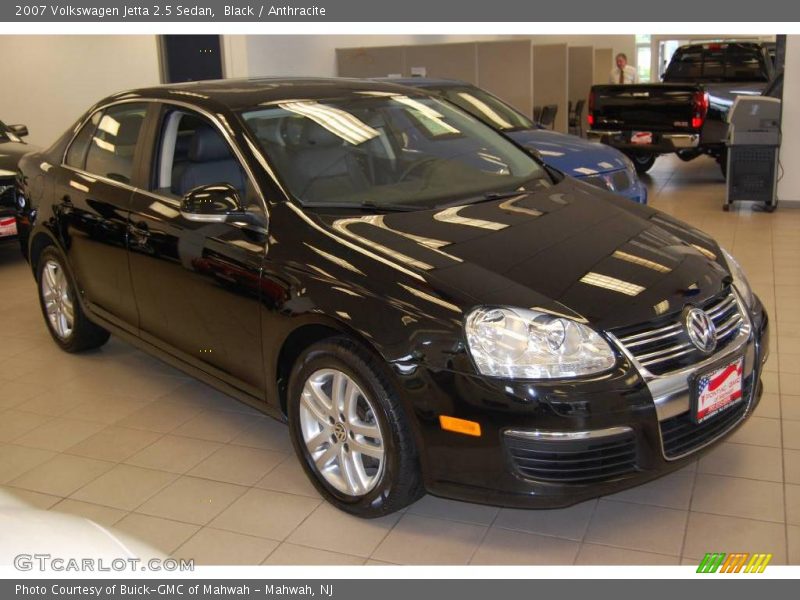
[383,78,647,204]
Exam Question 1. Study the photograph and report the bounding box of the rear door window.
[83,103,148,184]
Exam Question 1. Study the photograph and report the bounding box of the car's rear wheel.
[287,337,423,517]
[36,246,109,352]
[629,153,656,174]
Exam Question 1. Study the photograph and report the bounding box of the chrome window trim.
[504,425,633,442]
[59,96,273,227]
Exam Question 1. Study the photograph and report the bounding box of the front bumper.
[587,130,700,154]
[395,299,768,509]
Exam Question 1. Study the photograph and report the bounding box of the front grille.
[660,374,753,459]
[505,430,638,483]
[0,179,15,210]
[613,290,744,376]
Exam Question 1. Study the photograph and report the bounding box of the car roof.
[372,77,470,88]
[99,77,430,113]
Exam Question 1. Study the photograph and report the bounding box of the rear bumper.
[587,130,700,153]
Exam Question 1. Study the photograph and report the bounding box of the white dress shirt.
[609,64,638,84]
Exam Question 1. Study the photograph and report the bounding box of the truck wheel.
[677,150,701,162]
[630,153,656,174]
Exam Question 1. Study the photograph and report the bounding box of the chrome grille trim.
[611,290,745,376]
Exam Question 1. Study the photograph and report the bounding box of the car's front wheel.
[36,246,110,352]
[287,337,423,517]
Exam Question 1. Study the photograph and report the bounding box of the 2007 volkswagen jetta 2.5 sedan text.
[14,78,768,517]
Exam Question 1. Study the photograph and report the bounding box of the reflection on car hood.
[316,179,728,330]
[507,129,629,177]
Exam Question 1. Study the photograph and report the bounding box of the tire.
[36,246,110,353]
[287,337,423,517]
[629,153,656,174]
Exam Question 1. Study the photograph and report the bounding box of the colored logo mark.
[697,552,772,573]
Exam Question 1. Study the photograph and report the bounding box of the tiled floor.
[1,154,798,565]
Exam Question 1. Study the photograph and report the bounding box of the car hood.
[506,129,629,177]
[314,178,728,331]
[0,140,35,176]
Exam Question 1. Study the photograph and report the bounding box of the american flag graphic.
[697,359,744,423]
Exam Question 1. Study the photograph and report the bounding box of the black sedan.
[1,120,35,245]
[16,78,768,517]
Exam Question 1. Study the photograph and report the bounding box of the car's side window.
[65,111,102,170]
[83,103,148,185]
[152,107,259,209]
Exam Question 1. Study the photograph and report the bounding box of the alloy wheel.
[298,368,385,496]
[41,259,74,340]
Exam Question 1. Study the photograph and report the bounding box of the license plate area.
[0,216,16,238]
[631,131,653,145]
[691,356,745,424]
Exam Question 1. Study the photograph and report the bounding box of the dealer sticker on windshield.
[0,217,17,238]
[694,357,744,424]
[631,131,653,145]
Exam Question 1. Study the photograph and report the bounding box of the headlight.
[721,247,755,308]
[620,154,636,175]
[464,307,616,379]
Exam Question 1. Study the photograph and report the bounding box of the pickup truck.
[587,42,774,175]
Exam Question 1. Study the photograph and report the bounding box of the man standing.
[609,53,638,84]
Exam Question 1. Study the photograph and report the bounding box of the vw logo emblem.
[685,307,717,354]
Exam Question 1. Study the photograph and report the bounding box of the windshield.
[433,86,535,132]
[664,45,770,83]
[0,120,9,142]
[240,93,545,210]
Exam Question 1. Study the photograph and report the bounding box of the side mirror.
[180,183,243,223]
[8,124,28,137]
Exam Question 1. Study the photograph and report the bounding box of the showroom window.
[636,34,652,82]
[83,103,148,184]
[65,111,101,169]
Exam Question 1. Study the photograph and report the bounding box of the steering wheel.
[397,157,439,183]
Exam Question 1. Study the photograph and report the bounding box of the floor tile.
[0,410,52,443]
[125,435,222,474]
[263,543,364,565]
[786,483,800,526]
[8,454,112,497]
[287,502,398,557]
[254,456,320,498]
[137,476,246,525]
[728,416,782,448]
[494,500,596,541]
[188,444,286,486]
[170,410,255,443]
[692,473,784,522]
[584,500,687,555]
[0,444,57,483]
[50,499,128,527]
[71,464,177,510]
[173,528,279,565]
[372,514,486,565]
[575,544,679,565]
[211,488,320,541]
[66,426,162,463]
[683,512,786,562]
[470,528,578,565]
[114,513,199,554]
[13,418,105,452]
[697,443,783,482]
[406,494,499,526]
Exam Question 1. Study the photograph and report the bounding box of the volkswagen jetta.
[15,78,768,517]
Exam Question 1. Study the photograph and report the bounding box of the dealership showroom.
[0,33,799,567]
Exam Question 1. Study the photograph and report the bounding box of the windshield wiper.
[301,200,419,212]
